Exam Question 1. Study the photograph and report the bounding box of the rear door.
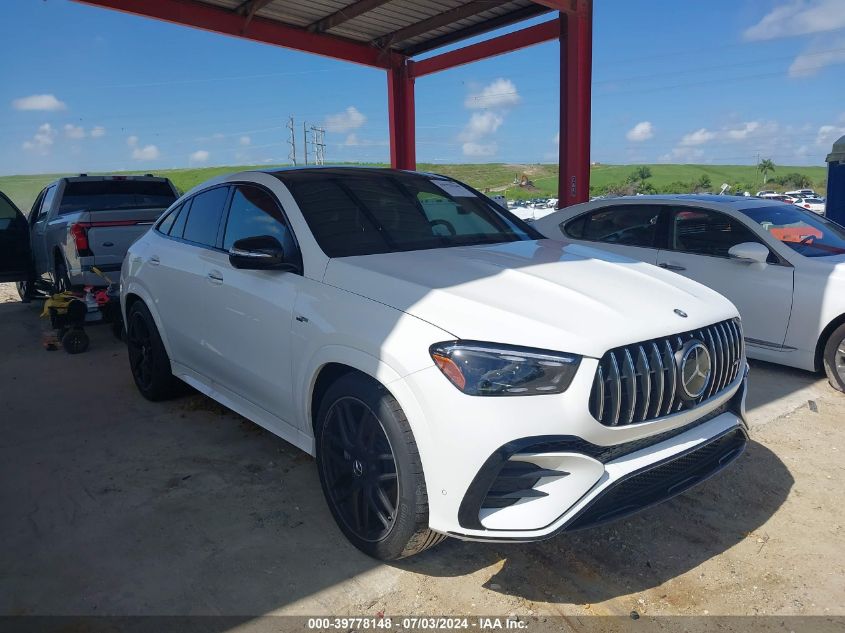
[560,203,666,264]
[31,185,57,275]
[0,192,31,282]
[656,206,794,346]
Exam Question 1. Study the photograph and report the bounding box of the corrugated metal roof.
[201,0,553,56]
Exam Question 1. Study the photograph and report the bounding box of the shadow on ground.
[0,298,792,618]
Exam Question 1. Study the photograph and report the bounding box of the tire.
[126,301,182,401]
[61,329,90,354]
[315,372,446,560]
[822,323,845,392]
[16,280,32,303]
[53,258,72,294]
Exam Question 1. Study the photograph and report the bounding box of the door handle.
[149,255,160,266]
[208,271,223,284]
[659,263,686,271]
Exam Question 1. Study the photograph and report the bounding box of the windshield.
[276,170,539,257]
[739,205,845,258]
[59,180,176,214]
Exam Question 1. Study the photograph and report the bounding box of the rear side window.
[572,205,662,247]
[182,187,229,247]
[170,200,190,238]
[58,180,176,214]
[37,186,57,220]
[156,203,182,235]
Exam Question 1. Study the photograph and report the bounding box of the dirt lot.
[1,282,843,619]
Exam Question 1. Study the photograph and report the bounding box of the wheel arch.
[816,313,845,371]
[121,285,174,360]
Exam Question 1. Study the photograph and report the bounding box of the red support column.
[388,60,416,170]
[558,1,592,208]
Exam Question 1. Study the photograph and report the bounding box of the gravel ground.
[0,282,843,619]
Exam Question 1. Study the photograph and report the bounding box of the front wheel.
[315,372,445,560]
[822,323,845,392]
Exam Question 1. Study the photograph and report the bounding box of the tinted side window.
[563,215,587,239]
[170,199,191,238]
[37,186,57,220]
[579,205,661,247]
[0,195,20,231]
[182,187,228,247]
[156,203,182,235]
[670,208,764,258]
[223,186,296,254]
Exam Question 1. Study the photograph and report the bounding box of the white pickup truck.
[3,175,178,298]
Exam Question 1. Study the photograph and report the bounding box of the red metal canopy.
[72,0,592,207]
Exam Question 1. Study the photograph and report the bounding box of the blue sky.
[1,0,843,175]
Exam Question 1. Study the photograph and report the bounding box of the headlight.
[430,341,581,396]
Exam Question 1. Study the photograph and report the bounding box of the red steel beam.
[411,19,560,78]
[387,62,416,170]
[71,0,401,69]
[558,1,592,207]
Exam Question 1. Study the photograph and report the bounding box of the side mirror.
[728,241,769,264]
[228,235,295,271]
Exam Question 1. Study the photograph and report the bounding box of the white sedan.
[794,197,826,215]
[533,195,845,391]
[115,170,748,559]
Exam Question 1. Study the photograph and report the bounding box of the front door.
[656,206,794,347]
[31,185,57,276]
[0,192,31,282]
[201,184,302,428]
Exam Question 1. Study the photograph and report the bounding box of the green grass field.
[0,162,828,212]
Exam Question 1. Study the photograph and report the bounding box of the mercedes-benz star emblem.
[676,340,712,400]
[674,309,688,318]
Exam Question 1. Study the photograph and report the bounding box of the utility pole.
[286,115,297,166]
[311,126,326,165]
[303,121,309,165]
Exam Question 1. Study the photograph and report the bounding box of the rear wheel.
[16,280,33,303]
[126,301,182,400]
[315,372,445,560]
[822,323,845,392]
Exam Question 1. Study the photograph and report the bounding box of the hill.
[0,162,827,211]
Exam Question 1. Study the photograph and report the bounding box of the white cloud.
[626,121,654,142]
[462,142,498,158]
[325,106,366,133]
[64,124,85,140]
[459,111,504,142]
[554,132,559,145]
[127,135,139,147]
[239,135,251,146]
[132,144,160,160]
[680,128,716,146]
[22,123,57,153]
[659,146,705,163]
[816,121,845,146]
[465,78,521,109]
[90,126,106,138]
[344,133,360,147]
[744,0,845,41]
[725,121,761,140]
[12,94,67,111]
[789,35,845,77]
[189,149,210,164]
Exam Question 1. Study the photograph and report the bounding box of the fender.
[121,274,176,362]
[298,345,438,490]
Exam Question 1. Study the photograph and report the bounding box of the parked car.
[14,175,178,298]
[785,189,817,199]
[118,168,749,560]
[0,190,32,298]
[794,197,826,215]
[533,195,845,391]
[756,190,776,197]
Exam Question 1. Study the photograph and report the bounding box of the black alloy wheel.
[127,311,154,392]
[320,397,399,542]
[823,323,845,392]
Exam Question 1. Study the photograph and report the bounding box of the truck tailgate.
[81,208,163,269]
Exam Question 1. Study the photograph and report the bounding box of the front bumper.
[401,360,749,541]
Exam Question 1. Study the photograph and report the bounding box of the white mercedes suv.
[121,168,749,560]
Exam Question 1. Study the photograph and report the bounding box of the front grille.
[590,319,743,426]
[565,427,747,531]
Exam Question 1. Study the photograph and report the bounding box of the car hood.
[323,240,739,358]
